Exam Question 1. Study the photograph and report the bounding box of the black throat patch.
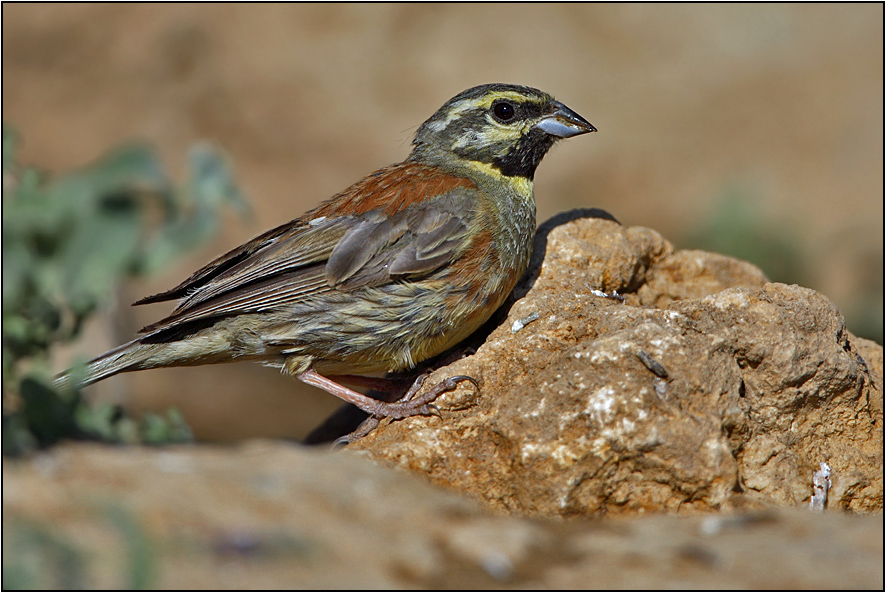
[491,128,557,181]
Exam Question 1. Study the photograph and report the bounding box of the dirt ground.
[3,4,883,441]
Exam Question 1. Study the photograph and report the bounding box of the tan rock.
[353,214,883,516]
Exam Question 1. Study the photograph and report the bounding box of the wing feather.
[140,268,330,333]
[135,162,482,338]
[168,217,353,313]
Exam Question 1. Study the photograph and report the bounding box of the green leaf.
[19,377,80,447]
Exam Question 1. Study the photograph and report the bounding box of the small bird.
[56,83,595,436]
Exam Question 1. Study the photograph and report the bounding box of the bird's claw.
[333,415,381,447]
[447,375,480,389]
[335,374,479,446]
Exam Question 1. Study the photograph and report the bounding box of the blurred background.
[3,4,882,442]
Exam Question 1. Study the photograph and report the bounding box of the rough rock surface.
[351,213,883,516]
[3,443,882,589]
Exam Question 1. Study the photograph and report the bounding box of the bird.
[55,83,595,440]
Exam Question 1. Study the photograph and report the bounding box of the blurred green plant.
[2,518,88,590]
[2,125,250,455]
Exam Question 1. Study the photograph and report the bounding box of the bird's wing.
[325,191,475,289]
[137,164,479,336]
[168,217,354,313]
[132,218,339,305]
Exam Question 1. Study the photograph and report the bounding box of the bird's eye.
[492,101,516,122]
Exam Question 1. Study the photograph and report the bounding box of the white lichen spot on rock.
[664,310,686,322]
[589,349,621,364]
[590,436,610,455]
[584,386,616,424]
[703,437,728,468]
[557,409,582,432]
[706,289,750,310]
[552,438,588,466]
[519,441,543,462]
[525,394,548,419]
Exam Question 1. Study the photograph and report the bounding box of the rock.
[2,442,882,589]
[351,213,883,516]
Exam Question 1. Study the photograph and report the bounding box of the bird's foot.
[380,373,479,418]
[332,374,479,446]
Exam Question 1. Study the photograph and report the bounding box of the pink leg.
[298,369,478,421]
[325,373,411,394]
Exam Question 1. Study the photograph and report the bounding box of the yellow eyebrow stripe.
[472,90,541,109]
[450,91,542,113]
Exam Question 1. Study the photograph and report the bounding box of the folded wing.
[137,165,478,336]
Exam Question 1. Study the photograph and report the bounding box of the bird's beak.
[535,101,596,138]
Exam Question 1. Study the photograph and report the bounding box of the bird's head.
[410,83,595,181]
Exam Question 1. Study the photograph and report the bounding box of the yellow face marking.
[450,120,530,151]
[463,160,534,198]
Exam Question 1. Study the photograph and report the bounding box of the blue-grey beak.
[535,101,596,138]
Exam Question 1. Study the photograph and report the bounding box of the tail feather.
[54,338,149,391]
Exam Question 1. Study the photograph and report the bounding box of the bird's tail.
[54,337,154,391]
